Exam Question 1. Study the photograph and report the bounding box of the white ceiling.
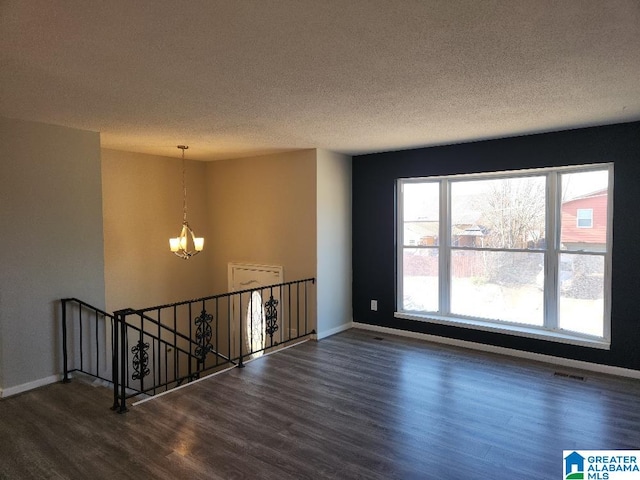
[1,1,639,161]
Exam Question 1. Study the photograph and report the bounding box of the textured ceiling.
[1,1,639,161]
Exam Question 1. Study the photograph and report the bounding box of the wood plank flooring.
[1,328,640,479]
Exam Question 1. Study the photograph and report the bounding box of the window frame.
[396,163,613,349]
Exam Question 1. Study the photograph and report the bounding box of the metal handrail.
[130,278,316,313]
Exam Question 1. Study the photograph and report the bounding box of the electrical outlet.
[370,300,378,311]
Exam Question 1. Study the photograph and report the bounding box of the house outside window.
[397,164,612,348]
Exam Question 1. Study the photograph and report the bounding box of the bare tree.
[482,178,546,249]
[470,177,546,285]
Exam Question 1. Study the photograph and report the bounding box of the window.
[577,209,593,228]
[397,164,612,348]
[246,291,266,358]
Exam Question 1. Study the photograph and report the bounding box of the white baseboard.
[353,322,640,380]
[0,374,63,398]
[314,321,353,340]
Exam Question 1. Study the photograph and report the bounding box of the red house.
[560,189,608,252]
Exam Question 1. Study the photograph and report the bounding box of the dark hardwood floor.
[1,328,639,479]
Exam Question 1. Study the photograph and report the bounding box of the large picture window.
[397,164,612,348]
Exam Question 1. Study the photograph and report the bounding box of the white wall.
[316,149,352,338]
[205,149,318,339]
[101,149,212,312]
[205,150,318,294]
[0,117,105,393]
[0,133,353,394]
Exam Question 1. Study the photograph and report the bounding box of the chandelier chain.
[181,146,188,222]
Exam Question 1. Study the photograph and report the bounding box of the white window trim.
[397,163,613,349]
[394,311,610,349]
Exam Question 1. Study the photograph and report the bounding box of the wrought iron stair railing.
[61,277,316,413]
[60,298,209,405]
[110,308,232,410]
[60,298,117,385]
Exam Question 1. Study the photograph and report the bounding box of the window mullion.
[544,172,560,330]
[439,179,450,315]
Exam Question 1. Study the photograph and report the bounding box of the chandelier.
[169,145,204,259]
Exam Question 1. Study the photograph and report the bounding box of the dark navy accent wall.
[352,121,640,370]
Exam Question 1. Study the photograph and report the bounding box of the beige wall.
[316,149,352,338]
[0,117,104,393]
[0,136,350,394]
[101,149,212,312]
[205,150,317,293]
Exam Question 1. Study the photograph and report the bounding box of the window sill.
[394,311,610,350]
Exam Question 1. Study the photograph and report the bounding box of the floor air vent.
[554,371,585,381]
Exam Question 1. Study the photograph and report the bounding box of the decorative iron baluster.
[131,339,150,380]
[265,295,279,342]
[195,309,214,361]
